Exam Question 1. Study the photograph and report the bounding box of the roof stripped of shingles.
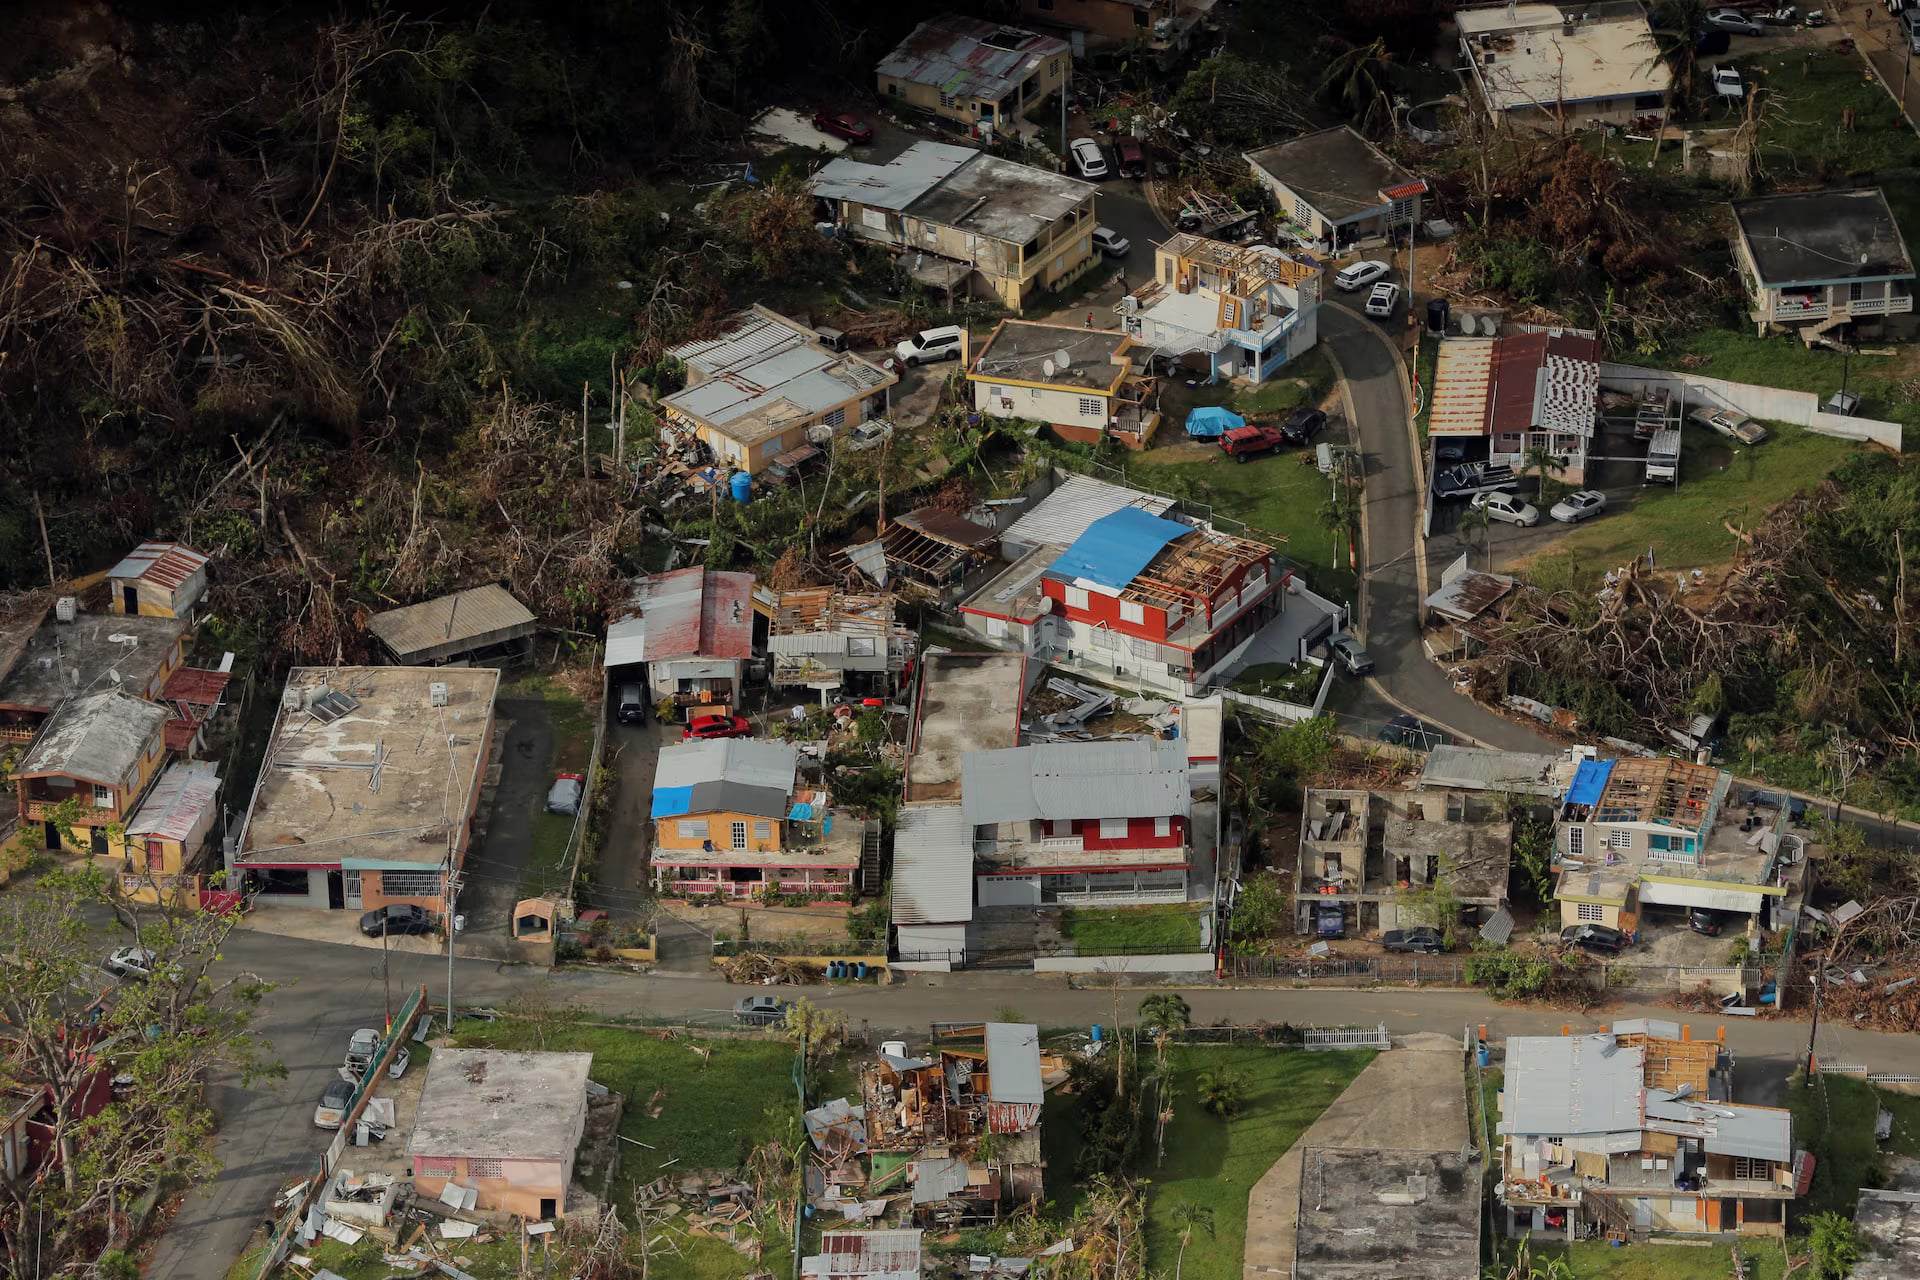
[876,16,1068,105]
[1428,339,1495,437]
[107,542,209,591]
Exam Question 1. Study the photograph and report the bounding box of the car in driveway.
[683,713,752,741]
[1689,406,1768,445]
[314,1077,354,1130]
[847,419,894,451]
[1327,633,1375,676]
[1382,926,1446,954]
[894,324,964,367]
[1688,908,1730,936]
[546,771,585,815]
[1711,65,1745,99]
[1364,281,1400,317]
[1561,923,1628,956]
[1434,443,1467,464]
[1334,260,1391,292]
[1091,226,1131,258]
[105,946,157,980]
[1549,490,1608,523]
[811,110,873,145]
[1705,7,1767,34]
[345,1027,381,1075]
[1219,423,1289,463]
[1280,407,1327,445]
[735,994,792,1026]
[1069,138,1108,179]
[1470,490,1541,527]
[359,903,434,938]
[1115,136,1147,177]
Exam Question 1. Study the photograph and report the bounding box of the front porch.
[657,866,855,900]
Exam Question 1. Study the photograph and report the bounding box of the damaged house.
[759,588,917,701]
[840,507,1000,605]
[1296,787,1513,937]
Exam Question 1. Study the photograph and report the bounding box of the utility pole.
[444,864,459,1031]
[1060,72,1068,158]
[1803,970,1823,1084]
[381,915,393,1031]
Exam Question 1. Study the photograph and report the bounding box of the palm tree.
[1457,498,1492,572]
[1319,39,1396,136]
[1522,443,1565,509]
[1483,1240,1575,1280]
[1643,0,1710,166]
[1138,992,1193,1034]
[1197,1066,1247,1116]
[1172,1202,1216,1280]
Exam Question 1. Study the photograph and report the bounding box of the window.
[887,83,900,97]
[1649,835,1670,852]
[1608,830,1633,851]
[343,870,361,901]
[1567,827,1584,857]
[381,871,443,896]
[93,785,115,809]
[824,408,846,428]
[848,636,877,657]
[1065,585,1090,610]
[468,1158,503,1179]
[1731,1156,1769,1180]
[986,617,1008,639]
[1050,58,1062,75]
[1120,600,1145,624]
[1028,387,1042,401]
[1578,902,1604,922]
[1133,8,1149,24]
[1099,818,1129,840]
[1078,396,1103,417]
[731,821,749,850]
[939,90,958,110]
[678,818,709,842]
[1153,817,1171,837]
[753,820,772,842]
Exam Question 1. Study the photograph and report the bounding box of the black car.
[1561,923,1628,956]
[1687,908,1728,937]
[1378,713,1446,749]
[1382,926,1446,954]
[359,904,434,937]
[1434,443,1467,464]
[1280,407,1328,445]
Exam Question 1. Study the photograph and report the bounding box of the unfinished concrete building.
[1297,787,1513,937]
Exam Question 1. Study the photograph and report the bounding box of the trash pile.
[632,1173,765,1258]
[714,953,821,985]
[1814,963,1920,1034]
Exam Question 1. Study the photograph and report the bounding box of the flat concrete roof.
[1376,790,1513,902]
[970,321,1131,392]
[1460,2,1671,112]
[236,666,498,868]
[904,651,1025,802]
[1245,126,1420,223]
[0,612,186,712]
[1733,188,1916,288]
[1294,1148,1478,1280]
[408,1048,592,1162]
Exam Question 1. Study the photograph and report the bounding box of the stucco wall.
[1598,362,1904,451]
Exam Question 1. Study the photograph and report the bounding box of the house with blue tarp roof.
[1047,508,1192,590]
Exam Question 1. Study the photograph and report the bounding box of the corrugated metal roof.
[654,738,798,794]
[876,16,1069,105]
[1429,339,1494,437]
[896,508,996,549]
[1488,332,1600,438]
[664,308,894,444]
[1002,474,1177,552]
[606,567,755,666]
[892,804,974,926]
[1479,904,1515,945]
[1663,1098,1792,1162]
[1499,1034,1646,1137]
[1047,507,1191,591]
[961,738,1189,825]
[810,142,976,211]
[366,584,536,660]
[911,1155,971,1204]
[17,690,169,785]
[124,760,220,842]
[803,1228,923,1280]
[107,541,210,591]
[162,666,231,708]
[983,1023,1043,1104]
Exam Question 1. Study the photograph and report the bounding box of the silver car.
[1549,490,1607,523]
[1689,406,1768,445]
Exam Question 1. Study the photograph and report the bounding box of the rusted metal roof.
[107,542,209,592]
[1488,331,1601,437]
[1423,568,1517,623]
[125,760,219,843]
[606,567,755,667]
[895,508,996,550]
[876,16,1068,105]
[162,666,231,710]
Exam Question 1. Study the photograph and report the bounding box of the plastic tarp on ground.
[1184,406,1244,438]
[1047,507,1190,591]
[1564,758,1615,807]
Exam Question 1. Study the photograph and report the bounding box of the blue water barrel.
[854,962,869,980]
[1476,1044,1490,1068]
[829,960,845,979]
[729,471,751,503]
[1090,1024,1104,1043]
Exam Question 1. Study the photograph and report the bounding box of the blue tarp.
[651,785,695,819]
[1048,507,1190,591]
[788,801,816,821]
[1564,759,1615,808]
[1184,406,1245,438]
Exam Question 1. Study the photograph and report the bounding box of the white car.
[1069,138,1108,180]
[1712,66,1745,99]
[894,325,964,367]
[1091,226,1131,258]
[1334,260,1391,292]
[1549,490,1608,523]
[105,946,157,980]
[1364,281,1400,317]
[1689,406,1768,445]
[847,419,894,451]
[1470,490,1541,527]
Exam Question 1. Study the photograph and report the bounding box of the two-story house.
[1554,757,1801,937]
[1117,234,1320,385]
[961,737,1190,907]
[114,759,221,904]
[604,566,755,722]
[649,738,865,901]
[1731,188,1915,339]
[14,690,169,856]
[1297,787,1515,937]
[811,143,1098,312]
[967,320,1161,448]
[876,17,1069,134]
[1498,1021,1794,1241]
[1245,126,1426,254]
[759,587,917,701]
[1426,328,1602,482]
[660,307,897,476]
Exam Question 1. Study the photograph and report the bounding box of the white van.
[894,325,965,367]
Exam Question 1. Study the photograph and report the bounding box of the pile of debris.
[714,952,821,985]
[632,1173,764,1256]
[1810,962,1920,1034]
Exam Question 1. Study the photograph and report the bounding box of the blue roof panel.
[651,785,694,819]
[1564,759,1615,807]
[1047,507,1190,591]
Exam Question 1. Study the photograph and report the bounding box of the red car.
[683,714,752,742]
[1218,423,1289,463]
[813,110,874,145]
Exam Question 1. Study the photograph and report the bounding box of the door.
[44,820,60,850]
[539,1197,557,1220]
[326,870,346,909]
[89,827,109,856]
[122,585,139,614]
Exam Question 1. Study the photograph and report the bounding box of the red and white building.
[1428,328,1602,482]
[962,737,1191,907]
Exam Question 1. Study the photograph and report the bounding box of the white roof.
[961,737,1189,825]
[124,760,220,842]
[1460,3,1671,112]
[653,738,799,791]
[1002,474,1177,552]
[17,690,168,785]
[1499,1034,1646,1137]
[891,804,974,927]
[983,1022,1043,1105]
[664,308,893,443]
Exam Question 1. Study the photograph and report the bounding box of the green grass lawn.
[1634,327,1915,442]
[1228,661,1323,704]
[1744,46,1920,180]
[1059,904,1203,955]
[1788,1071,1920,1218]
[498,673,597,895]
[1530,421,1855,570]
[1527,1239,1787,1280]
[1045,1047,1374,1280]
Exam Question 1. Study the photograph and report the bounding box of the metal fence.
[1224,954,1468,985]
[1303,1023,1392,1051]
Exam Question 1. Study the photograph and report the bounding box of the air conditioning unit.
[429,681,450,708]
[54,596,77,623]
[282,685,303,711]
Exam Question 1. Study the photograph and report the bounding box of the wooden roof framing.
[880,522,973,578]
[1118,528,1273,611]
[1595,757,1719,826]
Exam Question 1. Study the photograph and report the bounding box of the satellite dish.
[1042,359,1056,377]
[1054,348,1073,369]
[806,424,835,444]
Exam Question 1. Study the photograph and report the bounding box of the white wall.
[974,379,1112,429]
[978,874,1041,907]
[1598,362,1904,452]
[1033,952,1215,973]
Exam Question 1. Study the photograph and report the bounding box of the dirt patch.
[672,900,853,942]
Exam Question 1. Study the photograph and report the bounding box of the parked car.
[359,903,434,938]
[1327,633,1375,676]
[894,325,964,367]
[736,994,792,1026]
[1280,407,1328,445]
[314,1077,355,1130]
[345,1027,381,1075]
[616,682,648,725]
[1364,281,1400,318]
[1115,136,1147,177]
[763,443,824,486]
[1549,490,1608,523]
[811,110,873,144]
[105,946,157,980]
[1561,923,1628,956]
[1711,65,1746,98]
[1433,461,1519,498]
[1378,713,1446,749]
[1434,443,1467,464]
[1690,406,1768,445]
[1218,423,1289,462]
[1470,490,1541,527]
[847,419,894,451]
[546,771,585,815]
[1382,926,1446,954]
[1091,225,1131,258]
[1334,260,1391,292]
[683,713,752,741]
[1688,908,1730,937]
[1705,8,1767,34]
[1068,137,1108,179]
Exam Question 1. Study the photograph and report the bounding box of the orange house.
[13,690,170,856]
[408,1048,593,1220]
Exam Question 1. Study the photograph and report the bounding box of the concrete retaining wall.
[1033,952,1216,973]
[1598,362,1904,452]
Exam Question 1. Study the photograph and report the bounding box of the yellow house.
[661,307,897,474]
[13,690,170,856]
[105,541,211,619]
[810,143,1099,312]
[108,760,220,904]
[876,16,1070,133]
[967,319,1161,448]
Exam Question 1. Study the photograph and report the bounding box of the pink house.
[407,1048,593,1220]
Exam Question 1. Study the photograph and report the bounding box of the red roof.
[164,719,198,752]
[613,566,754,663]
[1488,332,1602,434]
[162,667,231,709]
[107,542,209,592]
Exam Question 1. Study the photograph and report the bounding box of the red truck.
[1218,423,1288,463]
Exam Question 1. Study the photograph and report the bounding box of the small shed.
[107,542,210,620]
[408,1048,594,1220]
[366,584,537,666]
